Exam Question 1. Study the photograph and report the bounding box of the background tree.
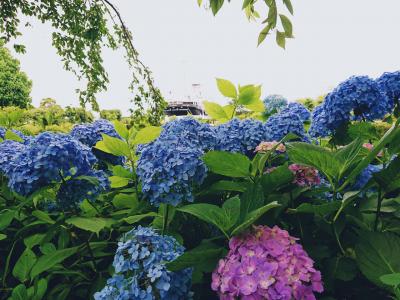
[0,0,165,124]
[100,109,122,121]
[0,43,32,108]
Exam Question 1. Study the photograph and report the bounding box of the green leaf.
[95,134,130,157]
[380,273,400,287]
[287,142,340,184]
[222,196,241,229]
[240,183,264,219]
[373,157,400,193]
[5,129,24,142]
[260,165,294,191]
[276,30,286,49]
[238,85,260,105]
[113,120,129,140]
[245,99,265,112]
[203,151,251,178]
[32,210,55,224]
[197,0,203,6]
[133,126,162,145]
[208,180,248,193]
[0,210,15,230]
[109,176,130,188]
[232,201,280,235]
[242,0,252,9]
[203,101,228,121]
[66,217,107,234]
[216,78,237,99]
[112,165,133,178]
[123,212,159,224]
[279,14,293,37]
[30,247,78,279]
[12,248,37,282]
[258,23,273,46]
[12,284,28,300]
[222,104,235,118]
[210,0,224,15]
[178,204,231,237]
[356,231,400,287]
[24,234,46,249]
[113,193,138,209]
[288,202,340,216]
[334,138,365,179]
[0,233,6,240]
[40,243,57,255]
[32,278,48,300]
[283,0,294,14]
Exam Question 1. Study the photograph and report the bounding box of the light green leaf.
[380,273,400,287]
[203,151,251,178]
[238,85,260,105]
[216,78,237,99]
[288,202,341,216]
[113,193,138,209]
[5,129,24,142]
[95,134,130,157]
[197,0,203,6]
[113,120,129,140]
[203,101,228,121]
[112,165,133,178]
[133,126,162,145]
[276,30,286,49]
[66,217,107,234]
[222,104,235,119]
[283,0,294,14]
[32,278,48,300]
[12,248,37,282]
[232,201,280,235]
[0,233,6,240]
[30,247,78,279]
[123,212,159,224]
[109,176,130,188]
[280,14,293,37]
[222,196,241,230]
[258,23,273,46]
[245,99,265,112]
[24,234,46,249]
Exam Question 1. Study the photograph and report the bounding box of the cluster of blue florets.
[265,112,308,141]
[0,140,26,174]
[281,102,311,122]
[57,170,110,210]
[309,75,395,137]
[263,94,288,115]
[71,119,125,166]
[159,118,217,150]
[94,226,192,300]
[137,136,207,207]
[352,164,382,191]
[5,132,97,196]
[215,118,269,154]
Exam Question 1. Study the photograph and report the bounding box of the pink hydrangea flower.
[362,143,383,157]
[255,141,286,153]
[212,226,324,300]
[288,164,321,187]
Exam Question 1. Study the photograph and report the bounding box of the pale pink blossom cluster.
[255,141,286,154]
[362,143,383,157]
[288,164,321,187]
[211,226,323,300]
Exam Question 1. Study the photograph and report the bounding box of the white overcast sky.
[9,0,400,115]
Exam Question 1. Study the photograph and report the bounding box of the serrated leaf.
[113,121,129,140]
[238,85,260,105]
[203,151,251,178]
[109,176,130,188]
[203,101,229,121]
[216,78,237,99]
[133,126,162,145]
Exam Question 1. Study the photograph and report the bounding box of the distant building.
[164,101,206,117]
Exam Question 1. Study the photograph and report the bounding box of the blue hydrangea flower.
[376,71,400,109]
[263,94,288,115]
[323,76,391,130]
[137,137,207,206]
[56,170,109,210]
[352,164,382,190]
[5,132,97,196]
[308,105,331,138]
[214,118,269,154]
[70,119,125,166]
[94,226,192,300]
[281,102,311,122]
[0,140,26,174]
[265,112,308,141]
[159,117,217,150]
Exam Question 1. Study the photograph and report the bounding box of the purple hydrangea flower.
[212,225,323,300]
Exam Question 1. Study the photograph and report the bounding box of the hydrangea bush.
[1,71,400,300]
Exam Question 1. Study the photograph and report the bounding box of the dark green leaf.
[282,0,294,14]
[12,248,37,282]
[261,165,294,191]
[123,212,159,224]
[210,0,224,15]
[0,210,15,230]
[279,14,293,37]
[208,180,248,193]
[66,217,107,234]
[12,284,28,300]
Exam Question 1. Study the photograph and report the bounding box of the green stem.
[374,187,383,231]
[333,224,345,255]
[162,205,169,236]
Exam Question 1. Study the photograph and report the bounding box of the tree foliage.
[0,43,32,108]
[0,0,166,124]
